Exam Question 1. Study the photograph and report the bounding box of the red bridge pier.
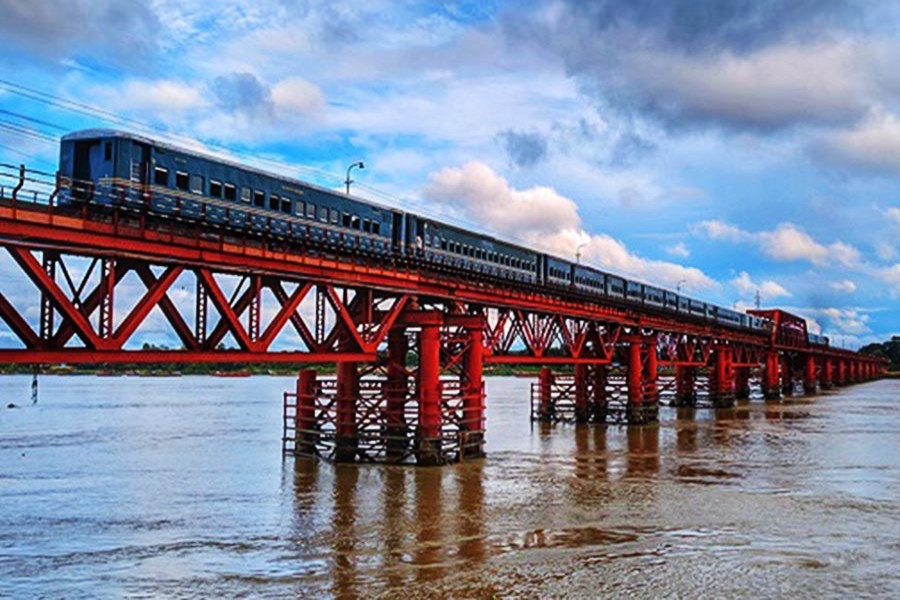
[284,310,486,466]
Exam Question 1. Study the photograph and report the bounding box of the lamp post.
[345,161,364,195]
[676,279,686,293]
[575,242,587,264]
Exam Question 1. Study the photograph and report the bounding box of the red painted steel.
[0,171,888,465]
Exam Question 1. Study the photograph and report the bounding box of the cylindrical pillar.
[781,353,794,396]
[627,339,645,424]
[734,366,751,400]
[462,325,485,459]
[538,367,554,422]
[764,351,781,400]
[591,364,607,423]
[335,360,359,462]
[838,360,847,385]
[803,355,817,395]
[644,336,659,413]
[385,328,409,461]
[417,323,443,465]
[574,363,589,423]
[710,346,735,408]
[296,369,318,454]
[822,359,834,389]
[675,366,696,407]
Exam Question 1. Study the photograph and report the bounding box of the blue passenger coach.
[57,129,826,345]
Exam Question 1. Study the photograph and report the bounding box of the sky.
[0,0,899,349]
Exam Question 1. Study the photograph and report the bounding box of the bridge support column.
[763,351,781,401]
[574,363,589,423]
[538,367,554,422]
[675,366,696,406]
[591,364,607,423]
[781,353,794,397]
[734,366,751,401]
[709,346,735,408]
[385,328,409,461]
[821,359,834,390]
[416,320,443,466]
[335,359,360,462]
[837,360,847,386]
[804,355,817,395]
[626,336,657,424]
[295,369,319,454]
[461,323,485,459]
[627,339,644,423]
[643,335,659,420]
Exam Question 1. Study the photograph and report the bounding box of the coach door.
[129,142,151,205]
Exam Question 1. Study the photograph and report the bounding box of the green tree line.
[859,337,900,371]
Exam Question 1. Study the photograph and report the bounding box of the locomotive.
[56,129,816,342]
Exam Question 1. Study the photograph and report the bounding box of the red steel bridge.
[0,163,887,465]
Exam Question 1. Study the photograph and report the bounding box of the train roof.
[63,128,545,252]
[57,131,792,330]
[63,128,404,213]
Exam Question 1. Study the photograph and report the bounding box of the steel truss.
[0,168,889,465]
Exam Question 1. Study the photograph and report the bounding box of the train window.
[351,215,360,230]
[241,187,251,203]
[269,193,280,211]
[176,171,189,191]
[104,142,112,161]
[253,190,265,208]
[297,200,305,215]
[307,203,316,218]
[363,218,371,233]
[330,208,339,224]
[281,198,291,214]
[210,180,222,198]
[154,167,169,186]
[190,175,204,194]
[224,183,236,201]
[342,213,352,227]
[372,221,380,235]
[320,206,328,221]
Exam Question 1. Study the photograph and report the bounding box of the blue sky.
[1,0,899,348]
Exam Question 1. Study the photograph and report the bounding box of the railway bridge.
[0,163,886,465]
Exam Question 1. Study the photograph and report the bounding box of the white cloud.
[696,221,861,267]
[424,161,718,290]
[815,110,900,176]
[98,79,208,113]
[883,206,900,225]
[665,242,690,258]
[875,241,897,261]
[731,271,791,300]
[271,77,326,116]
[426,161,580,236]
[758,224,829,264]
[880,263,900,296]
[830,279,857,294]
[694,220,753,242]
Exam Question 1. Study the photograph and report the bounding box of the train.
[56,129,821,343]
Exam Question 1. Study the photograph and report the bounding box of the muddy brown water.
[1,375,899,598]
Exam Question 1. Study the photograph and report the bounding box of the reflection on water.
[2,376,900,597]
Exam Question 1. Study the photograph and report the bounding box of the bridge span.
[0,163,886,465]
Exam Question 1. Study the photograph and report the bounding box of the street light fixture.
[345,161,364,195]
[676,279,686,293]
[575,242,588,264]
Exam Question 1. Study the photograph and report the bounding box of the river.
[1,375,899,598]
